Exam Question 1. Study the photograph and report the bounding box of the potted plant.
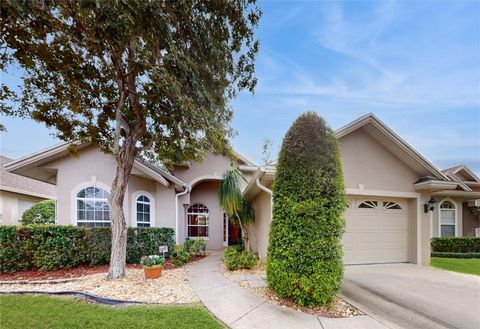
[140,255,165,279]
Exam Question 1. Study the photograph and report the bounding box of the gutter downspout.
[255,176,273,214]
[175,184,190,245]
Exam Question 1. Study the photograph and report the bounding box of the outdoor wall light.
[424,198,437,213]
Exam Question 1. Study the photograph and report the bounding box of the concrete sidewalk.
[188,251,388,329]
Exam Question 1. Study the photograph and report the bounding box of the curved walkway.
[188,251,387,329]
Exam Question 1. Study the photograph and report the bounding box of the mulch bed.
[0,255,206,282]
[0,261,176,282]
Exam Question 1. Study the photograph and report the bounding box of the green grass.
[0,295,225,329]
[431,257,480,276]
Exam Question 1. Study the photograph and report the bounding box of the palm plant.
[219,168,255,250]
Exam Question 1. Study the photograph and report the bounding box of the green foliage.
[1,0,261,277]
[21,200,55,225]
[266,112,346,306]
[170,238,207,266]
[170,245,190,267]
[0,295,225,329]
[223,246,257,270]
[431,252,480,259]
[431,257,480,276]
[192,238,207,257]
[183,238,194,254]
[431,237,480,253]
[140,255,165,267]
[219,169,244,217]
[218,169,255,248]
[0,0,261,166]
[0,226,174,272]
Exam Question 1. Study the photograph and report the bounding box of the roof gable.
[335,113,448,180]
[4,143,184,187]
[442,164,480,183]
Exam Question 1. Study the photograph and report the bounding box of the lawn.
[430,257,480,276]
[0,295,225,329]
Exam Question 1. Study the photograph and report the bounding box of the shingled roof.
[1,155,56,198]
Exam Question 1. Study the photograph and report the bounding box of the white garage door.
[343,197,409,265]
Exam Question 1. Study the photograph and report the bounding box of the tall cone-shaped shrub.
[266,112,346,306]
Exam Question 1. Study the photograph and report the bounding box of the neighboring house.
[4,113,480,265]
[0,155,56,225]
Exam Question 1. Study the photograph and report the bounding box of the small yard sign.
[159,245,168,253]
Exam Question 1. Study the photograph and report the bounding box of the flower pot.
[143,265,163,279]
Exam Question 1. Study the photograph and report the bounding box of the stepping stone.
[248,279,267,288]
[229,273,247,282]
[244,274,263,281]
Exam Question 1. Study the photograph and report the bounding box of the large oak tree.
[0,0,261,279]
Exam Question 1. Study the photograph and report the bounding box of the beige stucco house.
[4,113,480,265]
[0,155,56,225]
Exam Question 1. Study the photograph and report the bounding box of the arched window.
[77,187,110,227]
[358,200,378,209]
[136,195,151,227]
[187,203,209,238]
[439,200,456,237]
[383,201,402,210]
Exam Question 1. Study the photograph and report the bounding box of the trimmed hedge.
[431,252,480,259]
[431,237,480,253]
[266,112,346,307]
[0,225,174,273]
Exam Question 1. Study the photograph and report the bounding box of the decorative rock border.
[0,291,143,305]
[0,277,83,285]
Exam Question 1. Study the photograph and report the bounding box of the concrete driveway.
[342,264,480,329]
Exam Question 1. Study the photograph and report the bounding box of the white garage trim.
[345,188,422,265]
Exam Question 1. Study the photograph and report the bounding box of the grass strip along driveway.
[430,257,480,276]
[0,295,224,329]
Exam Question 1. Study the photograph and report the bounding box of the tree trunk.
[235,214,249,251]
[107,136,137,280]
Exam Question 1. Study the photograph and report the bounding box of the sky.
[1,0,479,174]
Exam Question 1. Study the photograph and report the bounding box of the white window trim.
[438,198,458,237]
[186,204,210,240]
[131,190,155,228]
[71,181,111,226]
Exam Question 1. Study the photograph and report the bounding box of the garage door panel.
[343,197,409,265]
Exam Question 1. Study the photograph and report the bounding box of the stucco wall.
[248,190,272,261]
[0,191,46,225]
[173,154,231,185]
[187,181,224,249]
[462,202,479,237]
[42,146,174,227]
[339,128,419,192]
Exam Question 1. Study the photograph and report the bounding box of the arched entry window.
[77,186,110,227]
[136,195,151,227]
[439,200,456,237]
[187,203,209,238]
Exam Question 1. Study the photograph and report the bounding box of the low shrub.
[0,225,174,273]
[183,238,194,254]
[431,237,480,253]
[431,252,480,259]
[21,200,55,225]
[192,238,207,256]
[223,246,257,270]
[170,245,190,266]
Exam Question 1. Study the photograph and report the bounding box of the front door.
[223,213,242,246]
